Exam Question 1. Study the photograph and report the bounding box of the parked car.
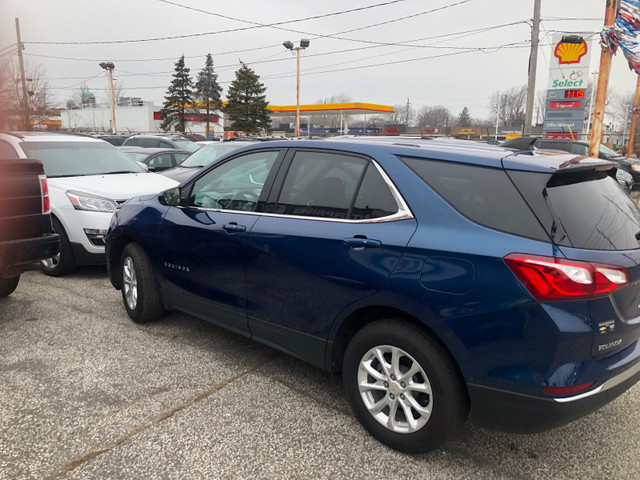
[120,147,191,172]
[106,139,640,454]
[159,141,256,182]
[502,137,640,191]
[95,135,130,146]
[0,156,59,297]
[122,135,201,153]
[180,133,207,142]
[0,132,178,276]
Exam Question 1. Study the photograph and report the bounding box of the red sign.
[545,132,578,139]
[549,101,581,110]
[153,112,219,123]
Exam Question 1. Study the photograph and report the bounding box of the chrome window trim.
[180,158,414,224]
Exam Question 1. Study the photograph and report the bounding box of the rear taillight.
[39,175,50,214]
[504,253,629,301]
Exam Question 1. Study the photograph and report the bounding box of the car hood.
[48,173,178,201]
[158,166,200,183]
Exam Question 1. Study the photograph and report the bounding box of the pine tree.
[457,107,472,127]
[194,54,222,138]
[160,55,194,132]
[224,63,271,134]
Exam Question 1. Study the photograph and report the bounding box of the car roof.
[235,138,615,174]
[1,131,107,143]
[120,147,190,154]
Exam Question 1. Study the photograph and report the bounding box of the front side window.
[147,153,173,170]
[187,150,278,212]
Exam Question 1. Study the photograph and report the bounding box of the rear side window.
[401,157,550,241]
[274,151,398,220]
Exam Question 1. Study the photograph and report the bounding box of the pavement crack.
[53,352,279,479]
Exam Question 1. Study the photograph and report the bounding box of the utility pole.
[628,76,640,158]
[99,62,116,134]
[283,39,310,137]
[405,98,410,129]
[589,0,619,158]
[524,0,541,136]
[15,18,29,131]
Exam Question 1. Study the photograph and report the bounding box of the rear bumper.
[0,234,60,278]
[468,358,640,433]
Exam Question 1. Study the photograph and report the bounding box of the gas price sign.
[564,89,585,99]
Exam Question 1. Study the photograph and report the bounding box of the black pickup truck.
[0,158,59,297]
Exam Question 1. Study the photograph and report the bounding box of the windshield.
[599,144,620,159]
[21,141,147,178]
[172,139,201,152]
[180,142,254,168]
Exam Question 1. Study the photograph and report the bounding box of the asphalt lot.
[2,266,640,480]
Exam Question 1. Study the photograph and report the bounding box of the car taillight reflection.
[504,253,629,301]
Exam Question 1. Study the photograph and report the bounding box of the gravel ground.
[1,268,639,480]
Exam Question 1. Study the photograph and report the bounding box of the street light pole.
[99,62,116,134]
[283,39,310,137]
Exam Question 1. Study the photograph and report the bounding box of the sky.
[1,0,638,121]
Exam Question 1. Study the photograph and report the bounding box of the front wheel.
[41,217,76,277]
[343,319,469,454]
[120,243,164,323]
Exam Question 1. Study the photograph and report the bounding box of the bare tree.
[0,58,54,130]
[383,102,415,127]
[314,93,353,128]
[416,105,454,132]
[489,85,527,131]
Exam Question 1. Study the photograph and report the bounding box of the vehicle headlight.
[632,164,639,171]
[66,191,119,212]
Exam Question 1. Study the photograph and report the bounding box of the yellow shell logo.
[554,40,588,65]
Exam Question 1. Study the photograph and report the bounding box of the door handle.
[223,223,247,233]
[344,236,381,248]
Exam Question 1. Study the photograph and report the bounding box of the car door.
[245,148,418,366]
[159,148,283,336]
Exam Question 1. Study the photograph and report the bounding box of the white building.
[61,99,224,137]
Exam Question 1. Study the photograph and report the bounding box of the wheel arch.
[107,234,135,289]
[327,305,467,392]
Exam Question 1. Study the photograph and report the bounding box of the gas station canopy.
[267,102,394,116]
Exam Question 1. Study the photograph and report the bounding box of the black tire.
[0,276,20,298]
[41,217,77,277]
[120,242,164,323]
[343,319,469,454]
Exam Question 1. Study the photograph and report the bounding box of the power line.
[25,0,410,45]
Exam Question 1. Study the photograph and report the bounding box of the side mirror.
[160,187,181,206]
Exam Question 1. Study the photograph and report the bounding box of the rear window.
[401,157,550,241]
[510,169,640,251]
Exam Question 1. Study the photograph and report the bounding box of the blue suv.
[106,138,640,453]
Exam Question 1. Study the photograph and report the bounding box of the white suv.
[0,132,178,276]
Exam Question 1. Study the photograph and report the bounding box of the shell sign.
[554,36,588,65]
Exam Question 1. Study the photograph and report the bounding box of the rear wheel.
[41,218,76,277]
[120,243,164,323]
[0,276,20,298]
[343,319,469,453]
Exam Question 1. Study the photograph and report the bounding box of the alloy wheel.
[357,345,433,434]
